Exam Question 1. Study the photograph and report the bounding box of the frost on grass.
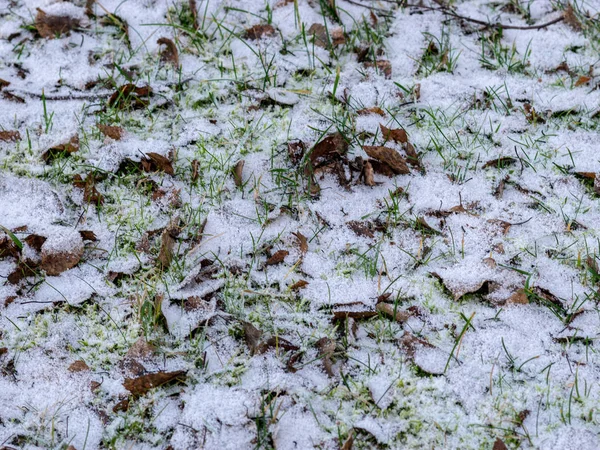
[1,0,600,448]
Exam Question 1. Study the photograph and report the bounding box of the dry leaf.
[1,234,21,259]
[430,272,494,300]
[232,160,245,187]
[126,337,156,360]
[2,91,25,103]
[73,173,104,205]
[341,431,354,450]
[0,78,9,89]
[333,303,377,320]
[41,232,84,276]
[157,223,178,270]
[363,146,410,175]
[123,370,186,396]
[42,135,80,163]
[308,24,345,48]
[308,132,349,172]
[143,152,174,175]
[287,140,305,165]
[79,230,97,241]
[244,24,276,40]
[293,231,308,254]
[347,221,374,238]
[315,337,336,377]
[379,124,408,144]
[0,130,21,142]
[98,124,124,140]
[563,3,582,31]
[399,331,433,358]
[506,289,529,305]
[363,160,375,186]
[487,219,512,235]
[483,157,517,169]
[376,303,410,322]
[68,360,90,372]
[242,321,263,355]
[108,84,152,109]
[266,249,289,266]
[289,280,309,290]
[191,159,200,182]
[575,75,591,87]
[405,142,420,168]
[415,216,440,235]
[36,8,81,39]
[493,438,509,450]
[157,37,179,67]
[358,107,385,116]
[113,398,130,413]
[242,321,298,355]
[24,234,46,252]
[364,60,392,78]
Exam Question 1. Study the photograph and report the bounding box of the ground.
[1,0,600,449]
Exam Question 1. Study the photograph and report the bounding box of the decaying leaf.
[36,8,81,39]
[307,132,349,173]
[523,102,546,124]
[405,142,420,168]
[398,331,433,358]
[232,160,245,187]
[157,37,179,67]
[487,219,512,235]
[363,146,410,175]
[98,124,124,140]
[113,398,130,413]
[0,234,21,259]
[73,173,104,205]
[266,249,289,266]
[347,221,374,238]
[415,216,440,235]
[308,23,345,48]
[289,279,309,291]
[244,24,276,40]
[287,140,305,165]
[380,124,408,144]
[364,60,392,78]
[68,360,90,372]
[108,84,152,109]
[430,272,495,301]
[42,135,80,163]
[191,159,200,182]
[341,430,354,450]
[563,3,582,31]
[315,337,336,377]
[79,230,97,241]
[293,231,308,254]
[242,321,298,356]
[0,78,9,89]
[0,130,21,142]
[363,160,376,186]
[24,234,47,252]
[41,231,84,276]
[2,91,25,103]
[333,303,377,320]
[123,370,186,396]
[358,107,385,116]
[483,157,517,169]
[157,220,179,270]
[376,303,410,322]
[143,152,174,175]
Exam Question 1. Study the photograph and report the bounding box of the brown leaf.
[242,321,298,355]
[287,140,305,165]
[0,78,9,89]
[293,231,308,254]
[341,431,354,450]
[266,249,289,266]
[415,216,440,235]
[157,37,179,67]
[35,8,81,39]
[493,438,509,450]
[315,337,336,376]
[191,159,200,182]
[506,289,529,305]
[563,3,582,31]
[379,124,408,144]
[531,286,564,308]
[357,107,385,116]
[483,157,517,169]
[363,160,375,186]
[126,337,156,360]
[0,130,21,142]
[0,235,21,259]
[7,261,38,284]
[242,321,263,355]
[24,234,47,252]
[73,173,104,205]
[405,142,420,168]
[289,280,309,291]
[308,24,344,48]
[376,303,410,322]
[113,398,130,413]
[68,360,90,372]
[398,331,433,358]
[487,219,512,235]
[244,24,276,40]
[144,152,174,175]
[347,221,374,238]
[232,160,244,187]
[157,222,178,270]
[41,233,84,276]
[333,303,377,320]
[108,84,152,109]
[2,91,25,103]
[368,159,395,177]
[98,124,124,140]
[123,370,186,396]
[363,146,410,175]
[79,230,97,241]
[42,135,80,163]
[308,132,348,172]
[575,75,591,87]
[364,60,392,78]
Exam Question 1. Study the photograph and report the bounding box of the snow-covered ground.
[1,0,600,448]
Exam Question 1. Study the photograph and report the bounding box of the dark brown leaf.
[113,398,130,413]
[289,279,309,291]
[157,225,177,270]
[308,23,345,48]
[157,37,179,67]
[144,152,174,175]
[347,221,374,238]
[244,24,276,40]
[287,140,305,165]
[1,235,21,259]
[232,160,244,187]
[0,130,21,142]
[333,303,377,320]
[564,3,582,31]
[415,216,440,235]
[293,231,308,254]
[98,124,124,140]
[73,173,104,205]
[79,230,97,241]
[0,78,9,89]
[123,370,186,396]
[24,234,46,252]
[364,60,392,78]
[191,159,200,182]
[108,84,152,109]
[405,142,420,168]
[68,360,90,372]
[363,146,410,175]
[308,132,349,172]
[2,91,25,103]
[42,135,79,163]
[493,438,509,450]
[41,234,83,276]
[315,337,336,377]
[35,8,81,39]
[266,249,289,266]
[379,124,408,144]
[242,321,263,355]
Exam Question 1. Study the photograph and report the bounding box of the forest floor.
[1,0,600,448]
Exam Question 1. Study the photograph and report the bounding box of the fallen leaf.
[143,152,174,175]
[376,303,410,322]
[0,130,21,142]
[333,303,377,320]
[292,231,308,254]
[242,321,298,355]
[123,370,186,396]
[363,146,410,175]
[364,60,392,78]
[430,272,494,300]
[487,219,512,235]
[266,249,289,266]
[157,37,179,67]
[0,78,9,89]
[232,160,244,187]
[41,231,84,276]
[98,124,124,140]
[357,107,385,116]
[405,142,421,168]
[2,91,25,103]
[191,159,200,182]
[493,438,509,450]
[68,360,90,372]
[7,261,38,284]
[0,234,22,259]
[379,124,408,144]
[575,75,591,87]
[315,337,336,376]
[244,24,276,40]
[563,3,582,31]
[483,157,517,169]
[415,216,440,235]
[287,140,305,165]
[289,280,309,291]
[42,135,80,163]
[126,337,156,360]
[113,398,130,413]
[24,234,47,252]
[308,23,345,47]
[308,132,349,173]
[157,220,179,270]
[506,289,529,305]
[73,173,104,205]
[398,331,433,358]
[35,8,81,39]
[341,431,354,450]
[79,230,97,241]
[108,84,152,109]
[363,160,376,186]
[347,221,374,238]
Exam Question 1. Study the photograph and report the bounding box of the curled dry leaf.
[98,124,124,140]
[487,219,512,235]
[333,303,377,320]
[379,124,407,144]
[315,337,336,377]
[341,431,354,450]
[287,140,305,165]
[123,370,187,396]
[244,24,276,40]
[0,78,9,89]
[363,146,410,175]
[68,360,90,372]
[292,231,308,254]
[415,216,440,235]
[289,279,309,291]
[157,37,179,67]
[36,8,81,39]
[232,160,244,187]
[430,272,494,301]
[398,331,433,358]
[308,132,349,173]
[0,130,21,142]
[143,152,174,175]
[42,135,79,163]
[41,231,84,276]
[113,398,130,413]
[266,249,289,266]
[242,321,298,355]
[191,159,200,182]
[575,75,591,87]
